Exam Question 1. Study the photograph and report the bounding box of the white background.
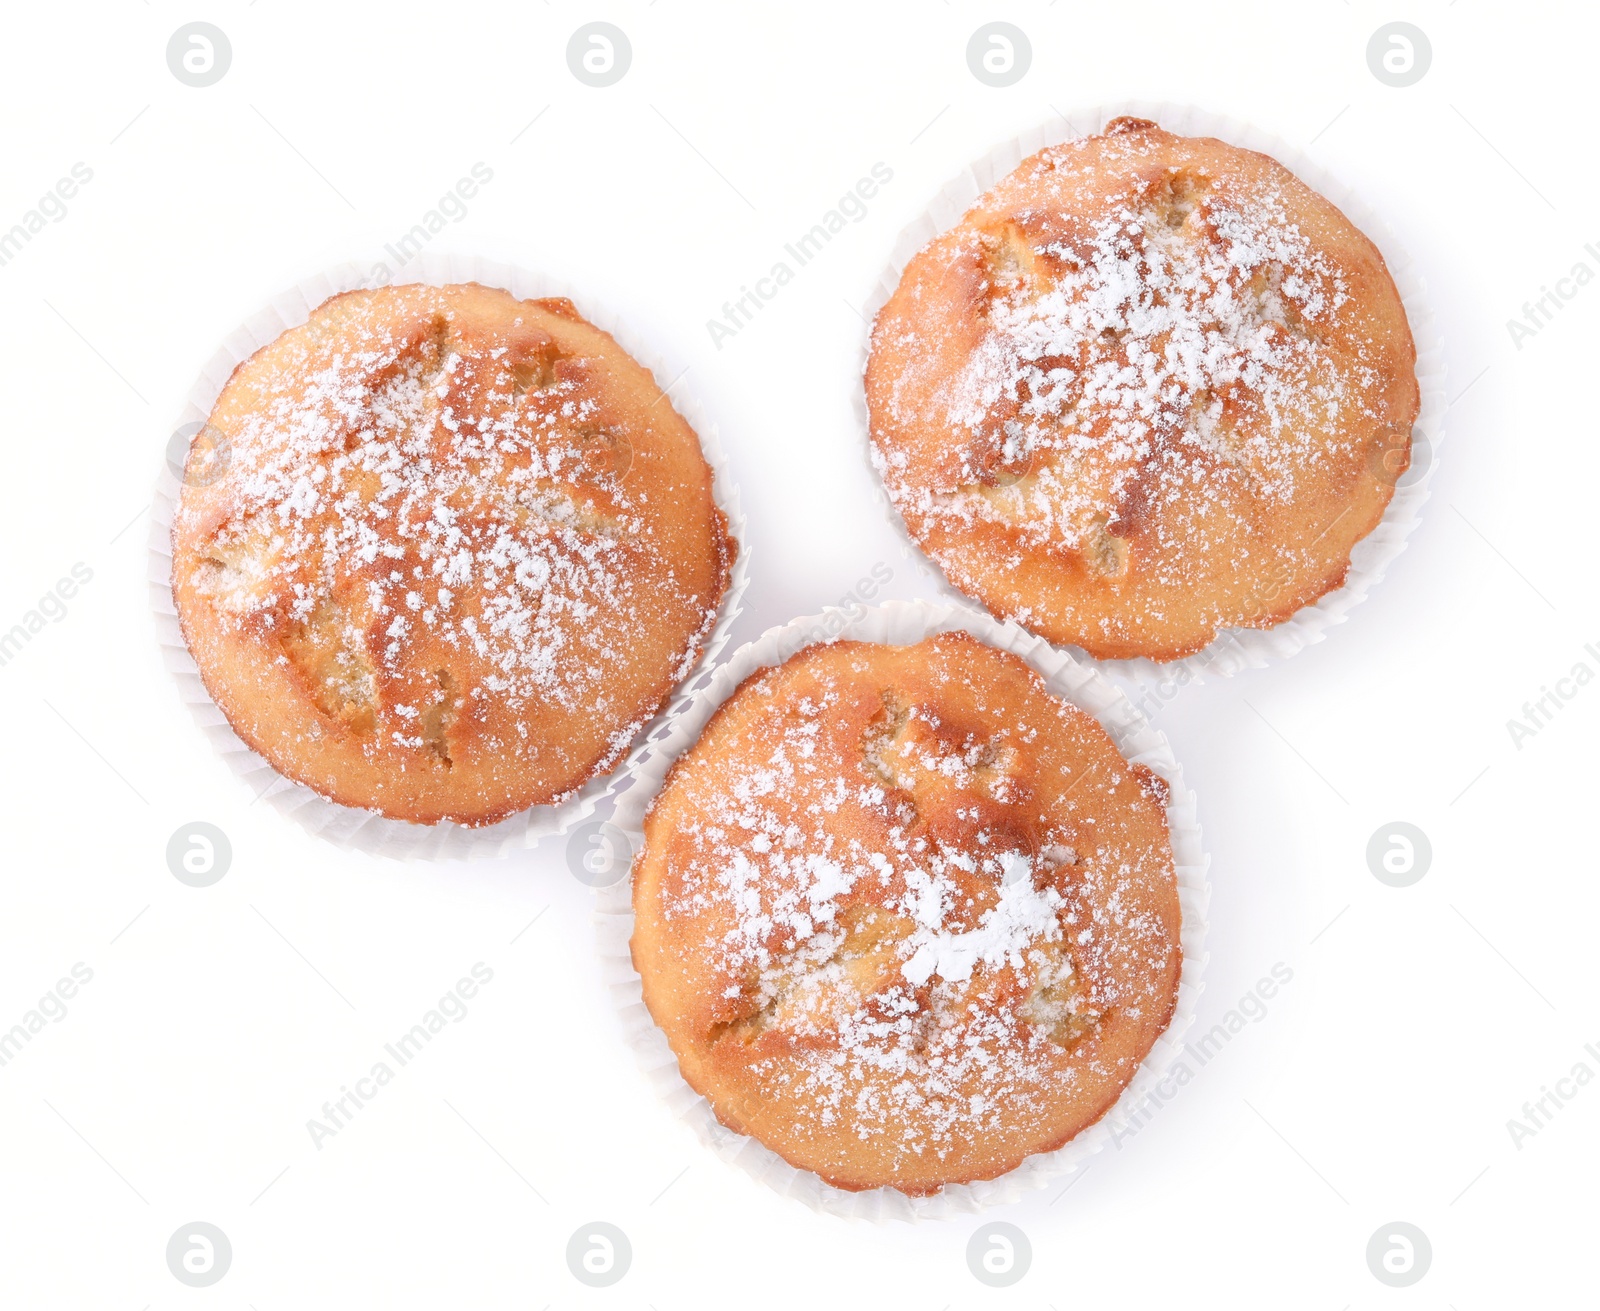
[0,1,1593,1305]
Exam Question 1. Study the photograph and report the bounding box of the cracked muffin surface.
[866,117,1419,661]
[630,632,1181,1194]
[172,282,733,826]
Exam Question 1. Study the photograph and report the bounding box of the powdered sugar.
[641,636,1181,1171]
[196,328,641,718]
[885,158,1361,557]
[900,865,1064,986]
[174,282,730,820]
[863,118,1428,668]
[601,597,1209,1215]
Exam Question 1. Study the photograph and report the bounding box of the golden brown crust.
[866,118,1420,661]
[631,633,1181,1194]
[172,283,733,826]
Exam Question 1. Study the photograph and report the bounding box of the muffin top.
[866,117,1419,661]
[172,282,733,826]
[631,632,1181,1194]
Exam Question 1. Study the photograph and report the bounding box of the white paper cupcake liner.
[856,101,1446,686]
[594,598,1210,1221]
[149,253,749,860]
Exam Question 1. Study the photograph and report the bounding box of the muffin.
[630,632,1181,1194]
[866,117,1420,661]
[171,282,733,827]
